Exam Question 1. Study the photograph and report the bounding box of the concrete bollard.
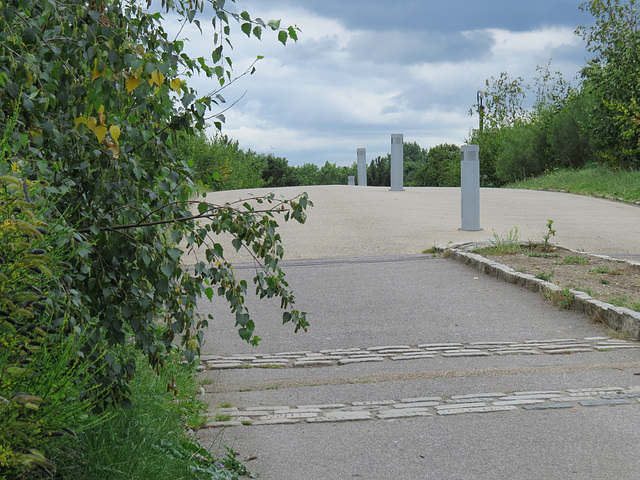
[348,175,355,186]
[390,134,404,191]
[459,145,483,231]
[357,148,367,186]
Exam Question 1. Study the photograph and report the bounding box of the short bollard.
[459,145,483,231]
[390,134,404,191]
[348,175,355,186]
[357,148,367,186]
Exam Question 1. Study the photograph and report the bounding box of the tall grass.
[505,165,640,204]
[51,354,249,480]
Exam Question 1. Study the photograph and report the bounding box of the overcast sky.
[164,0,593,166]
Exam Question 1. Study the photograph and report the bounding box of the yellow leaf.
[94,125,108,143]
[149,70,165,87]
[110,125,121,141]
[170,78,181,93]
[126,76,140,93]
[87,117,98,132]
[74,116,88,130]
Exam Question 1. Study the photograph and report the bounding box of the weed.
[528,252,560,258]
[265,385,279,390]
[608,297,629,308]
[632,303,640,312]
[257,364,283,369]
[241,420,253,426]
[238,388,252,392]
[422,246,438,254]
[199,378,215,385]
[219,402,234,409]
[562,255,590,265]
[590,266,610,274]
[213,413,232,422]
[535,272,553,281]
[600,278,611,285]
[542,219,556,248]
[557,288,575,310]
[476,227,523,255]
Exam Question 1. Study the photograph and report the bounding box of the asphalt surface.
[192,186,640,480]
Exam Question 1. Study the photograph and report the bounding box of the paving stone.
[376,348,424,354]
[204,420,243,428]
[503,394,561,400]
[274,351,312,356]
[596,344,640,349]
[567,387,622,393]
[602,392,640,399]
[338,357,384,365]
[436,405,516,415]
[493,350,539,355]
[435,402,487,410]
[391,354,435,361]
[523,402,575,410]
[377,409,433,419]
[584,336,613,341]
[493,399,546,406]
[451,392,505,400]
[419,343,463,348]
[246,406,278,411]
[251,418,301,426]
[298,404,347,410]
[469,341,515,346]
[222,355,257,361]
[352,400,395,406]
[367,345,412,351]
[579,399,631,407]
[546,348,593,354]
[307,411,372,422]
[208,363,243,370]
[261,412,319,420]
[441,351,490,357]
[393,401,440,409]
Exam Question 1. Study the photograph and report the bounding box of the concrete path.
[193,187,640,480]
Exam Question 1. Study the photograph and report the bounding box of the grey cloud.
[347,29,495,65]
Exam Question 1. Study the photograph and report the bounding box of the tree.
[413,144,461,187]
[578,0,640,168]
[0,0,308,402]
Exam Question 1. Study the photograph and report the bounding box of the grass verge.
[505,165,640,204]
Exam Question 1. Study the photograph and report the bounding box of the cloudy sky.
[163,0,593,166]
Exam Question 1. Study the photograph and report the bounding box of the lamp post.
[476,89,485,133]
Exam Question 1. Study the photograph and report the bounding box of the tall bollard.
[357,148,367,186]
[390,134,404,191]
[459,145,483,231]
[348,176,355,186]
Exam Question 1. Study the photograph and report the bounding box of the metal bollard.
[459,145,483,231]
[390,134,404,191]
[348,175,355,186]
[357,148,367,186]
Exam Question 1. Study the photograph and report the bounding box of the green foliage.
[495,121,550,183]
[578,0,640,168]
[55,352,250,480]
[412,144,461,187]
[176,133,266,191]
[0,0,309,404]
[543,219,556,247]
[505,164,640,203]
[367,155,391,186]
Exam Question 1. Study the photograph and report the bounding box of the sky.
[161,0,594,166]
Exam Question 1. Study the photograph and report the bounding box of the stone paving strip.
[203,385,640,428]
[200,337,639,370]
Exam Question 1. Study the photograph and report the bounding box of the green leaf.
[252,26,262,40]
[232,238,243,252]
[277,30,288,45]
[241,23,252,37]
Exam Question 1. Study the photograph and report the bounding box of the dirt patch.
[480,245,640,311]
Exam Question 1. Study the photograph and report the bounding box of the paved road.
[193,187,640,480]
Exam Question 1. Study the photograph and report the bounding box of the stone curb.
[437,242,640,340]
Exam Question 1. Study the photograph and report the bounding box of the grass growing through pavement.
[505,165,640,203]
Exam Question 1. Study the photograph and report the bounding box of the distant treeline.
[175,133,462,191]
